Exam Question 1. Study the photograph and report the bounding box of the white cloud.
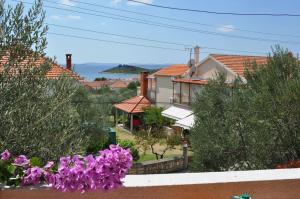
[111,0,122,5]
[50,15,62,20]
[50,15,82,21]
[217,25,235,33]
[61,0,75,6]
[127,0,153,6]
[111,0,153,6]
[67,15,82,20]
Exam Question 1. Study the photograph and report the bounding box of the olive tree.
[191,47,300,171]
[0,0,89,161]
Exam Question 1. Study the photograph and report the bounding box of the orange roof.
[110,80,128,89]
[114,96,151,113]
[152,64,188,77]
[173,78,208,85]
[81,80,110,89]
[211,54,267,77]
[46,64,81,80]
[0,52,81,80]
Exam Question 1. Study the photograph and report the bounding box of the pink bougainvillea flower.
[1,149,11,161]
[22,167,43,186]
[44,161,55,170]
[16,145,132,193]
[14,155,30,166]
[50,145,133,193]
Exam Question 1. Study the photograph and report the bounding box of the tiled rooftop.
[152,64,188,77]
[211,54,267,77]
[110,80,128,89]
[0,53,81,80]
[114,96,151,113]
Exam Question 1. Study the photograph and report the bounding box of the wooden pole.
[115,108,118,127]
[130,114,134,132]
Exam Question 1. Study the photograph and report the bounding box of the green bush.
[191,47,300,171]
[118,140,140,162]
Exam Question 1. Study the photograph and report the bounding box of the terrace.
[2,168,300,199]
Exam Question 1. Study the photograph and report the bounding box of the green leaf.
[6,165,16,174]
[30,157,42,167]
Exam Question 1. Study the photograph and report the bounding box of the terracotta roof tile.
[114,96,151,113]
[211,54,267,77]
[153,64,188,77]
[81,81,111,89]
[110,80,128,89]
[0,53,81,80]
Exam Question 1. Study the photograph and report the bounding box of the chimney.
[66,54,72,70]
[194,46,200,65]
[140,71,149,97]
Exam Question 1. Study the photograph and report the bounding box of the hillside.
[102,64,156,74]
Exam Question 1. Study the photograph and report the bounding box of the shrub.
[0,147,133,192]
[118,140,140,162]
[191,47,300,171]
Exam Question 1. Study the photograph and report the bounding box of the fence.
[129,156,192,174]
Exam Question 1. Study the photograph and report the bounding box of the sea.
[72,63,137,81]
[72,63,168,81]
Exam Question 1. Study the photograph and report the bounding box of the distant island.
[102,64,157,74]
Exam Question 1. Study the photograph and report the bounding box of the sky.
[6,0,300,64]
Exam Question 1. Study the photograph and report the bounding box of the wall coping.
[123,168,300,187]
[1,168,299,190]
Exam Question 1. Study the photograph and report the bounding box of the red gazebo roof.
[114,96,151,113]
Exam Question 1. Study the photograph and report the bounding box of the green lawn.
[114,127,135,141]
[115,127,193,163]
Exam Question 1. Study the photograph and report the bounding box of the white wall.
[194,58,237,82]
[155,76,173,108]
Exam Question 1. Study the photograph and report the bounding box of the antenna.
[185,47,192,60]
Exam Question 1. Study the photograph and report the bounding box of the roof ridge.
[210,53,267,58]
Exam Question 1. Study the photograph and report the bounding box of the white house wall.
[156,76,173,108]
[194,58,236,82]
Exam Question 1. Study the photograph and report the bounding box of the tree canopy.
[0,0,106,161]
[191,47,300,171]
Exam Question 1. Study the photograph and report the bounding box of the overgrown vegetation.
[135,107,181,160]
[191,47,300,171]
[0,0,107,162]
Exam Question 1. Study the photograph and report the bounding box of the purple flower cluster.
[0,145,132,192]
[1,149,10,161]
[22,167,43,185]
[48,145,133,192]
[14,155,30,167]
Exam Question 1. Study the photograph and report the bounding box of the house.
[161,46,268,131]
[114,72,151,132]
[172,52,268,107]
[147,64,189,108]
[81,80,111,91]
[110,79,129,90]
[0,52,81,80]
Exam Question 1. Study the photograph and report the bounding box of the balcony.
[2,168,300,199]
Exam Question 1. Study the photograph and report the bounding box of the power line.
[65,0,300,38]
[48,32,189,52]
[128,0,300,17]
[47,23,266,55]
[46,23,192,47]
[28,0,300,45]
